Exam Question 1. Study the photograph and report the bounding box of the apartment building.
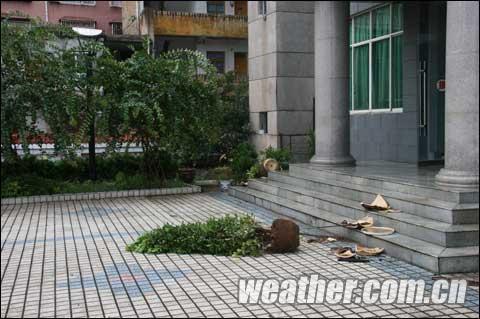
[1,1,123,35]
[122,1,248,76]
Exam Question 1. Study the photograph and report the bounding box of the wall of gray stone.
[249,1,421,163]
[248,1,314,162]
[350,2,420,163]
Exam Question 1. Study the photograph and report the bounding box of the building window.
[258,1,267,15]
[111,22,122,35]
[349,3,403,112]
[1,16,31,26]
[259,112,268,134]
[59,1,96,6]
[206,51,225,73]
[61,19,96,29]
[110,1,122,7]
[207,1,225,15]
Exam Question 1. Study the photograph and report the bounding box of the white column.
[435,1,479,189]
[310,1,355,166]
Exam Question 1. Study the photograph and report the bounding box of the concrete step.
[229,186,479,274]
[248,179,479,248]
[270,170,479,225]
[290,163,480,205]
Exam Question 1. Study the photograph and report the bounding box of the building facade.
[249,1,478,174]
[1,1,123,36]
[122,1,248,75]
[233,1,478,273]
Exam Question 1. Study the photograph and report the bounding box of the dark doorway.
[418,2,446,164]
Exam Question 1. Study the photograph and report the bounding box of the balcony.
[142,8,247,39]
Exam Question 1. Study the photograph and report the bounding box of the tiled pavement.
[1,192,479,318]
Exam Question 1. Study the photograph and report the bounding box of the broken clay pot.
[267,218,299,253]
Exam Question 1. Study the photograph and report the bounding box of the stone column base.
[435,168,479,189]
[310,155,356,167]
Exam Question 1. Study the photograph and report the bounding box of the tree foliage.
[1,20,64,159]
[1,20,251,181]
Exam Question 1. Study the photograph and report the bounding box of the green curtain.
[349,48,352,110]
[372,39,389,109]
[373,6,390,38]
[354,45,369,110]
[392,3,404,32]
[392,35,403,108]
[354,13,370,43]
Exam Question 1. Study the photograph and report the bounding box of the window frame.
[259,112,268,134]
[350,3,404,114]
[207,1,225,15]
[258,1,267,16]
[110,22,122,35]
[59,1,96,6]
[60,19,96,29]
[206,51,226,74]
[109,1,122,8]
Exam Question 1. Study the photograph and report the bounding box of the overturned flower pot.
[257,218,300,253]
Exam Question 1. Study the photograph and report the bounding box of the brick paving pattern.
[1,193,479,318]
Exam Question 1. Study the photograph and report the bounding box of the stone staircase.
[229,163,479,274]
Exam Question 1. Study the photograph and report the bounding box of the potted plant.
[213,166,233,191]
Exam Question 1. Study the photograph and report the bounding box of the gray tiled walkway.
[1,193,479,318]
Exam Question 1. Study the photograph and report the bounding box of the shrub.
[215,72,250,159]
[261,146,291,170]
[307,129,315,158]
[126,215,263,257]
[230,143,258,183]
[246,163,266,180]
[211,166,233,180]
[262,146,291,163]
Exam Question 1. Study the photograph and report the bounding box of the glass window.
[207,1,225,14]
[353,45,369,110]
[392,3,403,32]
[259,112,268,134]
[61,19,96,29]
[111,22,122,35]
[372,5,390,38]
[258,1,267,15]
[60,1,96,5]
[206,51,225,73]
[372,39,390,109]
[354,13,370,43]
[350,3,403,112]
[392,35,403,108]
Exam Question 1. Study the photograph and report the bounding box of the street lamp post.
[71,27,103,180]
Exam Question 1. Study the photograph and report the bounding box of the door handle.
[419,60,427,128]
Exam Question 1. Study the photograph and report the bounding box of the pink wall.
[1,1,122,35]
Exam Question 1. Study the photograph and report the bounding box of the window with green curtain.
[350,3,403,112]
[353,45,369,110]
[373,6,390,38]
[349,47,352,110]
[392,35,403,108]
[392,3,403,32]
[354,13,370,43]
[372,39,389,109]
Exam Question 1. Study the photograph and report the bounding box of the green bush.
[230,143,258,183]
[307,129,315,158]
[261,146,291,170]
[126,215,263,257]
[0,154,185,198]
[0,173,184,198]
[262,146,291,163]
